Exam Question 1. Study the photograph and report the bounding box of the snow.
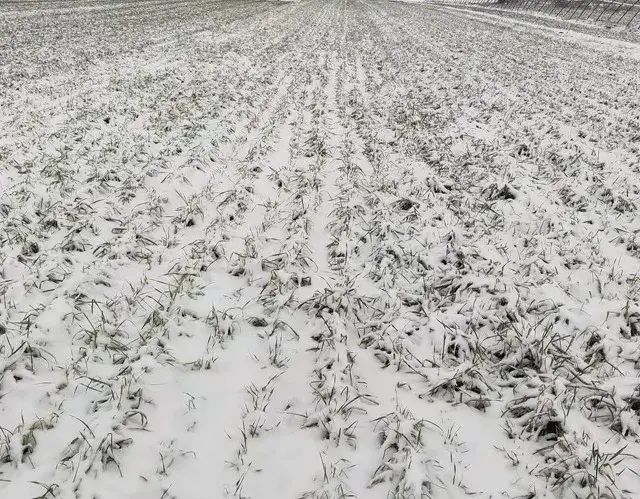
[432,4,640,61]
[1,0,640,498]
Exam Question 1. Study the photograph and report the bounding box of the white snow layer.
[1,0,640,498]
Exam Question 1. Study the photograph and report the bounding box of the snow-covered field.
[2,0,640,497]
